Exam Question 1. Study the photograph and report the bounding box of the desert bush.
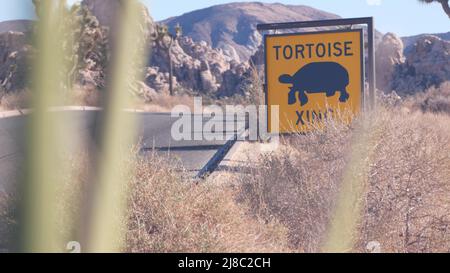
[0,89,31,110]
[70,85,102,106]
[137,93,196,112]
[0,151,289,253]
[407,82,450,115]
[236,116,354,252]
[125,153,289,253]
[356,109,450,253]
[0,150,89,251]
[3,104,449,253]
[236,107,450,253]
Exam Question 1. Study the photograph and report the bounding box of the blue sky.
[6,0,450,37]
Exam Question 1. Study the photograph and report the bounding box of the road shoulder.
[207,140,280,184]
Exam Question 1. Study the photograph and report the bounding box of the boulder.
[391,35,450,95]
[376,33,405,92]
[217,62,251,97]
[135,80,157,102]
[144,66,178,94]
[199,60,218,92]
[150,34,244,94]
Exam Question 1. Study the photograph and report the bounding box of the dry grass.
[0,88,197,113]
[2,105,449,253]
[133,93,196,112]
[0,90,31,111]
[0,150,90,251]
[406,81,450,115]
[235,107,450,253]
[0,151,289,253]
[126,153,289,252]
[69,85,103,107]
[356,109,450,253]
[236,117,354,252]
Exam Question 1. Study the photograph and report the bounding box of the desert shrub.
[69,85,102,106]
[356,110,450,253]
[237,117,354,252]
[3,105,449,253]
[0,89,31,110]
[407,82,450,115]
[0,151,289,253]
[0,150,89,252]
[125,153,289,253]
[137,93,196,112]
[236,107,450,253]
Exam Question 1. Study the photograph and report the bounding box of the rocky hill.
[0,1,447,100]
[80,0,250,97]
[377,33,450,95]
[161,2,340,62]
[0,20,33,34]
[402,31,450,52]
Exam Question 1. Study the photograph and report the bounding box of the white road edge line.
[0,106,173,119]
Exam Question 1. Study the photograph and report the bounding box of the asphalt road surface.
[0,110,245,192]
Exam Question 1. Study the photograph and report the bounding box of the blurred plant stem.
[321,116,378,253]
[21,0,68,252]
[19,0,149,253]
[81,0,149,252]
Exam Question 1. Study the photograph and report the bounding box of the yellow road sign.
[265,29,364,133]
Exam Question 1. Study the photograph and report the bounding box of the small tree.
[419,0,450,18]
[70,4,109,89]
[33,0,109,91]
[152,24,182,96]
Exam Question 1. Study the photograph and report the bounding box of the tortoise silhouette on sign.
[279,62,350,106]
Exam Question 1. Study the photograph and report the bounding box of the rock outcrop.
[150,34,251,95]
[0,1,447,101]
[375,33,450,96]
[217,61,251,97]
[0,31,32,92]
[81,0,249,96]
[376,33,406,92]
[391,35,450,95]
[143,66,175,95]
[402,31,450,53]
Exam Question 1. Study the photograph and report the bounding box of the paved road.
[0,110,245,192]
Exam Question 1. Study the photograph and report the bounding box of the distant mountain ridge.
[0,1,447,98]
[161,2,341,61]
[402,31,450,52]
[0,20,33,34]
